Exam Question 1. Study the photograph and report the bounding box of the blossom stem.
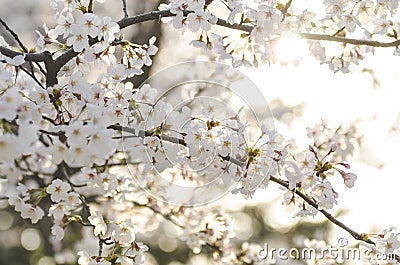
[2,9,400,88]
[118,10,400,48]
[110,123,377,247]
[108,124,246,166]
[131,201,184,228]
[0,18,46,75]
[269,175,375,245]
[121,0,128,18]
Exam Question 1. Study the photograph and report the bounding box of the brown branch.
[132,201,184,228]
[19,65,45,89]
[0,46,55,86]
[118,9,173,29]
[118,10,400,48]
[0,46,50,62]
[121,0,128,18]
[0,18,46,75]
[299,32,400,47]
[109,123,380,248]
[0,18,29,53]
[107,124,246,166]
[3,9,399,90]
[269,176,375,245]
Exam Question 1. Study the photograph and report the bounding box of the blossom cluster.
[360,227,400,265]
[161,0,400,72]
[0,0,399,264]
[281,122,362,217]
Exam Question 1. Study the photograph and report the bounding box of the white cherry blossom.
[46,179,71,203]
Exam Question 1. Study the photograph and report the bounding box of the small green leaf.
[276,3,284,11]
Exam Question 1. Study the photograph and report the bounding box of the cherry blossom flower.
[51,224,65,240]
[373,18,393,34]
[339,14,360,33]
[171,11,188,30]
[51,13,74,39]
[46,179,71,203]
[144,36,158,57]
[336,169,357,188]
[65,192,81,206]
[5,54,25,66]
[49,140,68,164]
[20,204,45,224]
[187,10,217,32]
[111,222,136,243]
[62,121,92,147]
[186,0,205,11]
[226,0,243,24]
[71,13,101,38]
[0,134,23,163]
[107,63,127,83]
[67,34,89,52]
[88,211,107,236]
[116,242,148,265]
[78,251,111,265]
[98,16,119,42]
[8,195,28,212]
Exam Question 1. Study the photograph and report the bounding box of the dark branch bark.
[121,0,128,18]
[0,18,29,53]
[269,176,375,245]
[118,10,400,48]
[0,18,47,75]
[124,0,165,88]
[0,46,51,62]
[109,122,379,247]
[108,124,246,166]
[2,9,400,89]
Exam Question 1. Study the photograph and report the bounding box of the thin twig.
[269,176,375,245]
[122,0,128,18]
[132,201,184,228]
[2,8,400,88]
[0,46,50,62]
[118,10,400,48]
[0,18,28,52]
[108,124,246,166]
[88,0,94,13]
[19,65,45,89]
[332,26,346,37]
[109,123,379,247]
[0,18,46,78]
[61,164,91,215]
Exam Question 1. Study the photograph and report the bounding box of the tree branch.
[118,9,400,48]
[108,124,246,166]
[132,201,184,228]
[269,176,375,245]
[0,18,47,75]
[299,32,400,47]
[121,0,128,18]
[0,18,29,53]
[3,8,399,90]
[19,65,45,89]
[0,46,50,62]
[109,123,378,248]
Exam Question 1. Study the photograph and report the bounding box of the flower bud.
[330,143,338,152]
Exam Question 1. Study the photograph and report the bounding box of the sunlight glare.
[275,35,308,63]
